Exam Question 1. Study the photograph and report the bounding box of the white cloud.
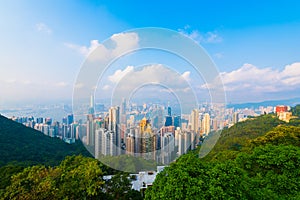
[108,66,134,83]
[74,82,84,89]
[35,23,52,34]
[181,71,191,81]
[178,26,222,44]
[112,64,194,94]
[109,64,198,113]
[218,62,300,92]
[65,40,100,57]
[102,85,111,90]
[55,82,69,87]
[65,32,139,59]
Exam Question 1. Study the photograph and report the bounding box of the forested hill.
[204,114,286,161]
[146,106,300,199]
[0,114,91,167]
[204,105,300,161]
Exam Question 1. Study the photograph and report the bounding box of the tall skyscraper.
[161,132,174,164]
[190,109,199,132]
[164,116,173,126]
[121,98,127,115]
[178,131,185,156]
[202,113,210,135]
[108,106,121,155]
[86,114,95,146]
[233,112,239,124]
[139,117,156,160]
[126,134,135,155]
[88,94,95,115]
[95,128,104,159]
[167,105,172,116]
[173,115,181,128]
[67,114,74,125]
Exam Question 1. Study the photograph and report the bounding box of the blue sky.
[0,0,300,105]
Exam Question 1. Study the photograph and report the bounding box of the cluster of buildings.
[10,95,293,165]
[10,114,78,144]
[275,105,292,122]
[81,97,222,165]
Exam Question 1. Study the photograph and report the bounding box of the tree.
[105,172,142,200]
[2,156,107,200]
[145,153,248,200]
[236,144,300,199]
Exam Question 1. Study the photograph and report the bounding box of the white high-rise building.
[95,128,117,157]
[190,109,199,132]
[178,131,191,156]
[161,132,174,164]
[202,113,210,135]
[109,106,121,155]
[95,128,104,159]
[86,114,95,146]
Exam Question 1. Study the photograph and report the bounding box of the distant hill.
[0,114,91,167]
[203,114,286,161]
[227,97,300,109]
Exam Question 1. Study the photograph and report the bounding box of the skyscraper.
[173,115,181,128]
[167,105,171,116]
[202,113,210,135]
[139,117,156,160]
[233,112,239,124]
[164,116,173,126]
[126,134,135,155]
[108,106,121,155]
[86,114,95,146]
[88,94,95,115]
[67,114,74,125]
[161,132,174,164]
[190,109,199,132]
[95,128,104,159]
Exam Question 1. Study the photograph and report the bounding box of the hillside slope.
[0,114,91,167]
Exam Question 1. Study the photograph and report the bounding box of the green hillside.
[0,114,91,167]
[146,107,300,199]
[204,114,286,161]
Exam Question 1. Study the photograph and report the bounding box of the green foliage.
[3,106,300,199]
[0,115,91,167]
[0,165,24,196]
[145,153,248,200]
[104,172,142,200]
[1,155,143,200]
[146,144,300,199]
[251,125,300,146]
[146,109,300,199]
[291,104,300,117]
[99,154,157,173]
[288,118,300,126]
[236,145,300,199]
[204,114,285,161]
[2,155,107,200]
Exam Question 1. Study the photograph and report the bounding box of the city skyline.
[1,1,300,105]
[9,98,281,165]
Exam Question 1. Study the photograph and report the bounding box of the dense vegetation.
[0,114,91,167]
[145,105,300,199]
[1,155,142,200]
[145,143,300,199]
[0,114,92,193]
[1,105,300,199]
[99,154,157,173]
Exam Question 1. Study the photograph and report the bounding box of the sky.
[1,0,300,107]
